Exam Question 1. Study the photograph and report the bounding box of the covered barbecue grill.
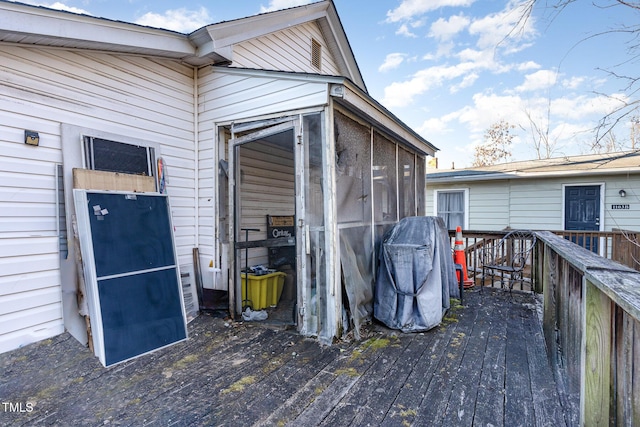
[374,216,458,332]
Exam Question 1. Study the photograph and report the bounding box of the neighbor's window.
[436,190,466,230]
[84,136,155,176]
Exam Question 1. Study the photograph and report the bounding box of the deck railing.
[448,229,640,291]
[535,231,640,425]
[448,230,535,291]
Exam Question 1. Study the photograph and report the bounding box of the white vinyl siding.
[509,180,564,230]
[602,176,640,230]
[232,22,340,76]
[199,69,328,122]
[468,183,509,230]
[0,46,196,353]
[240,142,295,267]
[427,173,640,232]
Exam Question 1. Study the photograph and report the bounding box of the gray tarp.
[374,216,458,332]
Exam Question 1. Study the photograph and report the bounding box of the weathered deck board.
[473,298,507,426]
[412,297,482,426]
[0,289,570,426]
[442,298,493,425]
[504,303,536,426]
[379,314,459,426]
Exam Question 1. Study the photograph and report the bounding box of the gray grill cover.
[374,216,458,332]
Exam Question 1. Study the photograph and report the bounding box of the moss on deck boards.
[0,289,568,426]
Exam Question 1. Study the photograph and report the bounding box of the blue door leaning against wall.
[564,185,600,252]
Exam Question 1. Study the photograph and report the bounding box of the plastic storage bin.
[241,272,286,310]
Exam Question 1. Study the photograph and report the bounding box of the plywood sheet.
[73,168,155,192]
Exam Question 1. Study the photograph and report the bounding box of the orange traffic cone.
[453,226,474,288]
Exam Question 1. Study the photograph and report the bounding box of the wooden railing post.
[581,279,613,426]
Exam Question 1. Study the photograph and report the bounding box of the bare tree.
[631,115,640,149]
[519,0,640,147]
[523,99,559,159]
[473,120,514,166]
[591,131,625,153]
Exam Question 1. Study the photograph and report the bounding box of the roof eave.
[0,1,229,66]
[427,167,640,184]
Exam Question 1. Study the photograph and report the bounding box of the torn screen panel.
[374,216,458,332]
[335,111,373,339]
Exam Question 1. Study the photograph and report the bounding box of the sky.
[10,0,640,168]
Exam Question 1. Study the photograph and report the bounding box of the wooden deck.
[0,288,569,426]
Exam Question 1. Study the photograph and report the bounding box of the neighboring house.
[426,151,640,234]
[0,1,436,354]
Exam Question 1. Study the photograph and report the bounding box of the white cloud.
[561,76,585,90]
[386,0,475,23]
[451,72,479,93]
[382,1,543,111]
[459,92,527,133]
[552,93,628,120]
[468,4,536,53]
[419,117,449,134]
[517,61,541,72]
[260,0,313,13]
[382,62,479,108]
[429,14,470,42]
[396,23,418,38]
[135,7,212,32]
[515,69,558,92]
[11,1,91,15]
[379,53,408,72]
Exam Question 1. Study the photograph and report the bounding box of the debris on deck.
[0,289,569,426]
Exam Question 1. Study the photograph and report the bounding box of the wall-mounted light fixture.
[619,189,627,197]
[24,130,39,146]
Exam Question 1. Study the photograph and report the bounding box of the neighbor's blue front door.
[564,185,600,252]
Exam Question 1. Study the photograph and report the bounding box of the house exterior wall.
[508,179,565,230]
[231,22,340,76]
[0,45,196,353]
[426,173,640,232]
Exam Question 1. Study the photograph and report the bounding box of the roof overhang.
[0,0,223,64]
[0,1,367,78]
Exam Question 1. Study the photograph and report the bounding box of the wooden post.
[581,279,612,426]
[542,243,555,355]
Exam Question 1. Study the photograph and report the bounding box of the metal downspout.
[194,67,199,248]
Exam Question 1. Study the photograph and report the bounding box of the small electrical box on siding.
[24,130,39,146]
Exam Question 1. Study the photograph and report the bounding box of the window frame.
[433,188,469,230]
[83,136,156,178]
